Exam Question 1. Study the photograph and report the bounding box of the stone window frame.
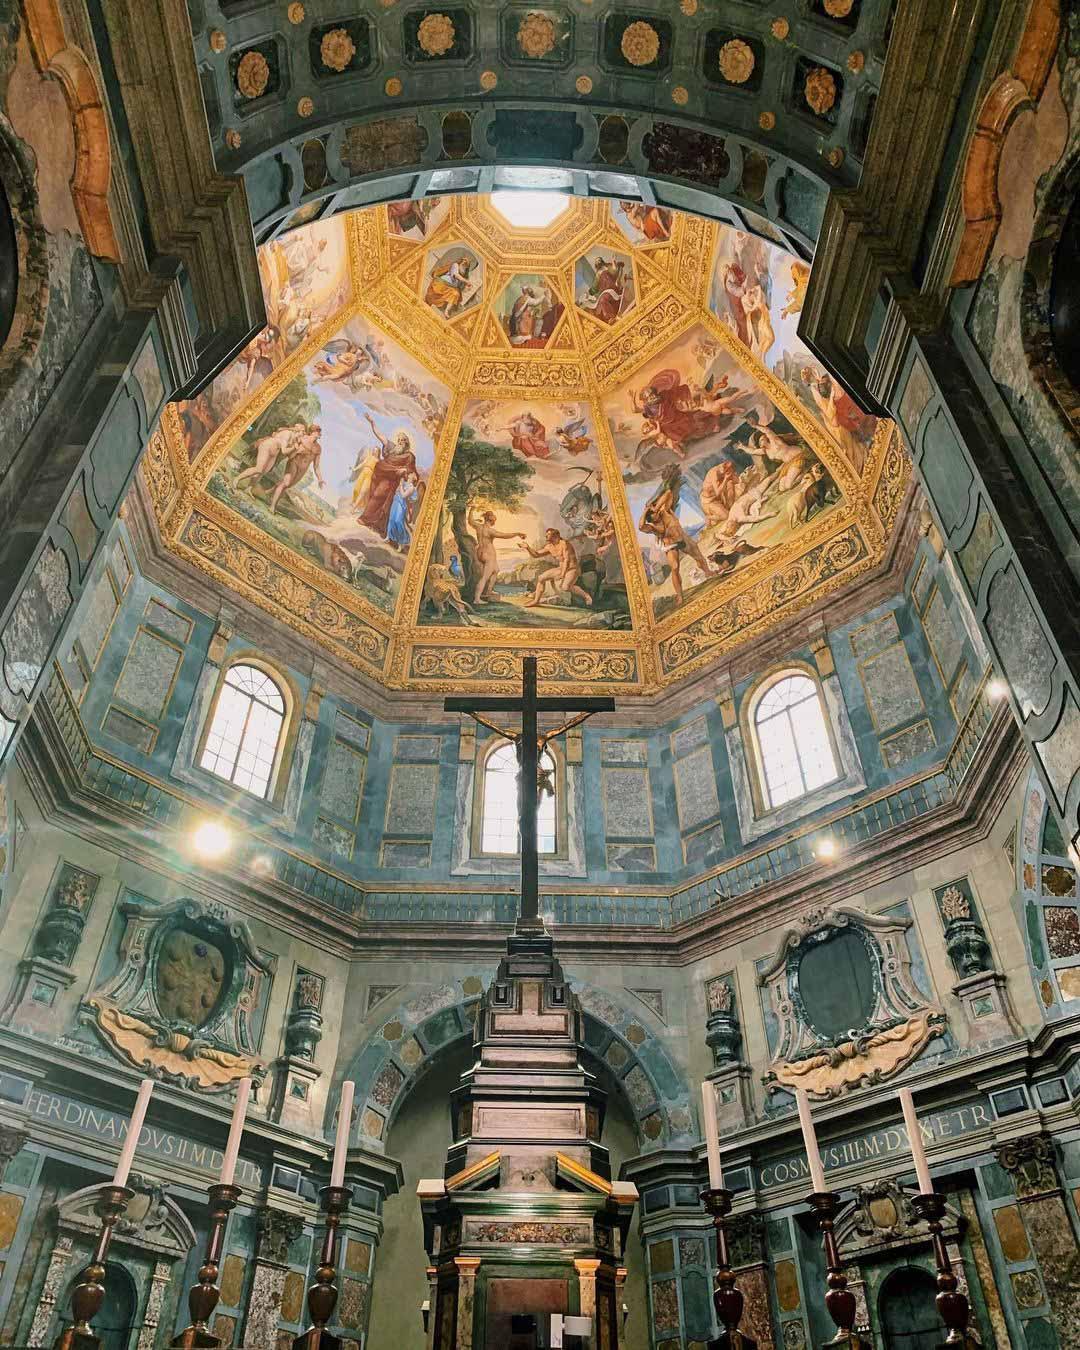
[741,662,848,819]
[192,652,301,809]
[469,733,569,863]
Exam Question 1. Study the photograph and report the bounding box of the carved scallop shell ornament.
[718,38,754,84]
[518,12,557,59]
[621,21,660,67]
[321,27,356,72]
[804,66,838,115]
[418,13,456,57]
[236,50,270,99]
[824,0,855,16]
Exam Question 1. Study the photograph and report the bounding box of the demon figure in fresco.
[605,324,841,619]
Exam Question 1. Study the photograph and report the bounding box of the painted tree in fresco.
[437,424,533,591]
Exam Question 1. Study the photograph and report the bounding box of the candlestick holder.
[171,1183,243,1347]
[910,1193,979,1347]
[293,1185,351,1350]
[805,1192,872,1349]
[701,1188,757,1350]
[53,1185,134,1349]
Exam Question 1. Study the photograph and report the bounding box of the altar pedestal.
[418,928,637,1349]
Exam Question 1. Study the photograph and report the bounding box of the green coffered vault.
[2,0,1080,1347]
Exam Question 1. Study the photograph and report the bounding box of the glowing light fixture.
[987,679,1008,702]
[192,820,232,860]
[490,191,569,229]
[813,835,838,861]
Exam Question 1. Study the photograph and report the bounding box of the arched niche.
[361,1010,655,1349]
[338,976,695,1156]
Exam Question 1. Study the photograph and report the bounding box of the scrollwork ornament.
[718,39,755,84]
[517,12,556,58]
[620,20,660,67]
[236,50,270,99]
[418,13,456,57]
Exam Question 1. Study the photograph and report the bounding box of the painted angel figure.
[554,417,592,456]
[312,338,383,393]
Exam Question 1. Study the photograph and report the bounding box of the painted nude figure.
[235,421,326,513]
[523,528,593,608]
[639,488,714,607]
[470,508,526,605]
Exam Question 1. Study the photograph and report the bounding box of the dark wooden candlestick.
[910,1193,979,1347]
[293,1185,350,1350]
[171,1183,243,1348]
[54,1185,134,1349]
[805,1192,872,1349]
[701,1188,757,1350]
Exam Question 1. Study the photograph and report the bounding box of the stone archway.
[342,975,695,1155]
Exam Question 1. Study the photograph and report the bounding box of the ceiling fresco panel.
[149,194,909,697]
[416,399,631,633]
[204,313,450,617]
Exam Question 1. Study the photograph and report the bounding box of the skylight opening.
[490,191,570,230]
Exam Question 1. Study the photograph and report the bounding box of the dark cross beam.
[445,656,614,930]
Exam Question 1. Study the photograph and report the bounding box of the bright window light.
[755,674,839,809]
[200,663,285,799]
[482,741,556,855]
[490,191,570,229]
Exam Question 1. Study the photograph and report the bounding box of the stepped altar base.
[418,927,637,1349]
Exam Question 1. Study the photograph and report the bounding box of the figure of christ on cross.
[445,657,614,930]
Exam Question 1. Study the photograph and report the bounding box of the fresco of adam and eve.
[177,218,352,460]
[208,315,449,615]
[418,401,630,631]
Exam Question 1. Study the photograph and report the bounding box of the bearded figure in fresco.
[157,929,226,1028]
[630,370,744,459]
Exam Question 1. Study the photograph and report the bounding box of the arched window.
[481,741,556,855]
[199,662,286,798]
[753,672,838,809]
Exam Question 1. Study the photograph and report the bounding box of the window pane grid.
[755,674,838,810]
[199,663,286,800]
[481,743,557,856]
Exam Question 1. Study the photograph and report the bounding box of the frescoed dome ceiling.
[146,194,909,696]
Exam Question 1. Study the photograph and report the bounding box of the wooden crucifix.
[445,656,614,930]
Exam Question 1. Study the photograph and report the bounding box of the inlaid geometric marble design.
[1045,906,1080,959]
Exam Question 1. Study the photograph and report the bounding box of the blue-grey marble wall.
[60,521,976,898]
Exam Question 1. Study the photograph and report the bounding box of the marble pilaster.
[996,1135,1080,1345]
[28,1234,74,1346]
[454,1256,480,1350]
[137,1260,172,1350]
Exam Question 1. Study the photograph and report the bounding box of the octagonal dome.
[149,195,908,697]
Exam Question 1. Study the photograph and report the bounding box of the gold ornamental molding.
[152,193,909,697]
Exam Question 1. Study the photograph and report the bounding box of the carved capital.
[0,1125,28,1170]
[995,1135,1060,1199]
[255,1206,305,1265]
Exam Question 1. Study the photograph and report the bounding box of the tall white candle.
[900,1088,934,1195]
[795,1089,827,1193]
[113,1078,154,1189]
[219,1077,251,1187]
[330,1081,355,1189]
[701,1081,724,1189]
